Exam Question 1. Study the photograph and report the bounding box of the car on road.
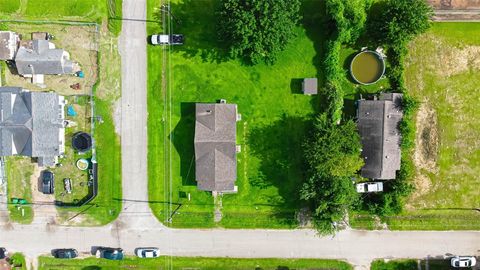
[96,247,123,260]
[0,247,7,259]
[41,170,55,194]
[135,247,159,258]
[451,256,476,268]
[52,248,78,259]
[150,34,184,45]
[356,181,383,193]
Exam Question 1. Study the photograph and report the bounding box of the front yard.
[39,256,352,270]
[147,0,325,228]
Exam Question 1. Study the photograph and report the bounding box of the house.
[302,78,317,95]
[0,31,19,60]
[0,87,66,167]
[14,39,76,83]
[357,93,403,179]
[194,102,239,192]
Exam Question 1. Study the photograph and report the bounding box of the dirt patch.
[428,0,480,9]
[414,103,439,174]
[4,23,98,95]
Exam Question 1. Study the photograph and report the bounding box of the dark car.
[96,247,123,260]
[52,249,78,259]
[0,247,7,259]
[41,170,54,194]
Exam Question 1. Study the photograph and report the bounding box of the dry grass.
[399,23,480,229]
[4,23,98,95]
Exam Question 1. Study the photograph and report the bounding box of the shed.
[302,78,317,95]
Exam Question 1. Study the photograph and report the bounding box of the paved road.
[117,0,160,229]
[1,222,479,269]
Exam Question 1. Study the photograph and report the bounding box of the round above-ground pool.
[350,50,385,85]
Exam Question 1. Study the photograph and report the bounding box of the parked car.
[356,182,383,193]
[150,34,184,45]
[96,247,123,260]
[41,170,55,194]
[451,256,476,268]
[52,249,78,259]
[135,247,159,258]
[0,247,7,259]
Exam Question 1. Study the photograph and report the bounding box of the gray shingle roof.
[0,87,64,166]
[194,103,237,192]
[302,78,317,95]
[357,93,403,180]
[15,40,74,75]
[0,31,18,60]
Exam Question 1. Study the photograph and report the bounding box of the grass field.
[0,0,20,14]
[371,259,451,270]
[147,0,326,228]
[383,22,480,230]
[39,256,352,270]
[5,157,34,224]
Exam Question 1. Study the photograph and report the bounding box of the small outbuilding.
[302,78,317,95]
[0,31,19,60]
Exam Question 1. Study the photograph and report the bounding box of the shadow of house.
[170,102,196,186]
[161,0,228,64]
[247,114,312,215]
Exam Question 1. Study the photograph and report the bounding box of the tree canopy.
[373,0,433,45]
[217,0,301,65]
[301,114,364,234]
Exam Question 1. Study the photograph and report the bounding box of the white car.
[356,182,383,193]
[451,256,476,268]
[150,34,184,45]
[135,247,159,258]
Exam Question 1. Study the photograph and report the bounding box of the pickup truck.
[150,34,184,45]
[356,181,383,193]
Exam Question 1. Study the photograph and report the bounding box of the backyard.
[147,0,327,228]
[39,256,352,270]
[0,13,122,225]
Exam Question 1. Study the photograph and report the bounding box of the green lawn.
[147,0,326,228]
[371,259,452,270]
[9,253,27,270]
[0,0,107,21]
[6,157,34,224]
[0,0,20,14]
[39,256,352,270]
[381,22,480,230]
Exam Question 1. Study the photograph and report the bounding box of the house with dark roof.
[194,102,239,192]
[357,93,403,180]
[0,31,19,60]
[14,39,77,84]
[0,87,66,167]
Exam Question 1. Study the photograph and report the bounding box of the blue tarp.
[67,105,77,117]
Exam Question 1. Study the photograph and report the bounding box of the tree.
[373,0,432,45]
[301,114,364,234]
[217,0,301,65]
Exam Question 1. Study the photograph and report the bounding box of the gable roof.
[194,103,237,192]
[0,87,65,166]
[357,93,403,179]
[15,40,74,75]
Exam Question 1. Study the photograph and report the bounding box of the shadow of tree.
[156,0,229,63]
[247,114,313,210]
[170,102,196,186]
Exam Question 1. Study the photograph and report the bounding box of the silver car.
[451,256,476,268]
[135,247,159,258]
